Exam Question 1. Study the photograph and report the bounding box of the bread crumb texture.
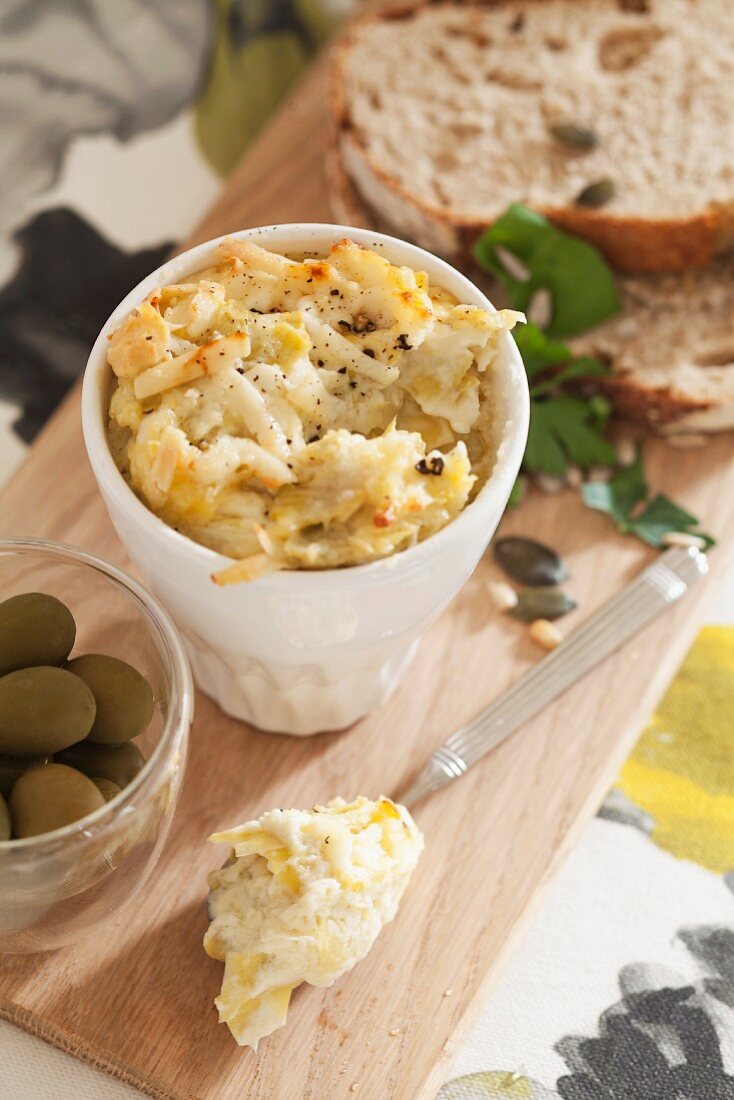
[335,0,734,271]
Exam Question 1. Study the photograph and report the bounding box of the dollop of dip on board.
[204,796,424,1048]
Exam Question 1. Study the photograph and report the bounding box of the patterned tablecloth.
[1,4,733,1097]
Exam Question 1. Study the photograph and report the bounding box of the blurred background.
[0,0,353,478]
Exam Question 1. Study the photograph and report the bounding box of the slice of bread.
[570,261,734,430]
[332,0,734,273]
[327,142,734,430]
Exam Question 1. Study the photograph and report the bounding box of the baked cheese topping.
[107,237,521,580]
[204,796,424,1048]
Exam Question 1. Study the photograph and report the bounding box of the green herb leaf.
[474,204,620,338]
[587,394,612,429]
[484,209,715,551]
[629,495,716,549]
[581,452,715,546]
[524,404,568,476]
[545,396,618,468]
[582,451,647,525]
[507,476,527,508]
[513,323,571,379]
[529,355,608,397]
[524,394,617,475]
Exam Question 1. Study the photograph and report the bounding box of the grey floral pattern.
[0,208,171,440]
[556,933,734,1099]
[0,0,211,234]
[441,926,734,1099]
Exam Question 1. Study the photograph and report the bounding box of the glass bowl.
[0,539,193,953]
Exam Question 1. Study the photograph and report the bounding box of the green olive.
[0,791,10,841]
[56,740,145,789]
[10,763,105,838]
[0,753,50,797]
[0,593,76,676]
[0,666,96,756]
[65,654,154,744]
[92,777,122,802]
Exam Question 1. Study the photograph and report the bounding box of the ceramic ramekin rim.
[82,223,530,588]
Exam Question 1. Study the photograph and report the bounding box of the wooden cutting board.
[1,59,733,1100]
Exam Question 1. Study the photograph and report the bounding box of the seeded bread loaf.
[332,0,734,273]
[327,143,734,430]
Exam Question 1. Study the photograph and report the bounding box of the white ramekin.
[82,224,529,735]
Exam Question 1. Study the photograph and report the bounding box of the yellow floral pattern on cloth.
[440,1071,555,1098]
[440,627,734,1098]
[617,625,734,873]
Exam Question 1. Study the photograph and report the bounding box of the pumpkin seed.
[550,122,599,150]
[493,536,569,586]
[575,178,616,207]
[511,586,577,621]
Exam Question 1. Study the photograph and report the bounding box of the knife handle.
[400,545,708,808]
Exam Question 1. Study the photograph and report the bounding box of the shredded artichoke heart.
[106,237,522,579]
[204,796,424,1048]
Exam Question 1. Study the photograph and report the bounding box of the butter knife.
[400,545,708,808]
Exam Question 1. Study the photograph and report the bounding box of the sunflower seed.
[615,316,641,339]
[495,245,531,282]
[615,436,637,466]
[664,432,708,450]
[550,122,599,150]
[512,587,577,621]
[486,580,519,611]
[529,619,563,650]
[534,472,564,493]
[527,287,553,328]
[575,178,616,207]
[493,536,569,586]
[660,532,707,550]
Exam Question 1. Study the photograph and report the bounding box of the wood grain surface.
[1,59,733,1100]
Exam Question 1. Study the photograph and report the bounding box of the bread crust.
[331,0,734,274]
[326,139,734,430]
[600,376,713,425]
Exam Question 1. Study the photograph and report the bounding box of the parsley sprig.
[517,324,616,478]
[474,205,715,549]
[474,203,620,337]
[582,452,715,548]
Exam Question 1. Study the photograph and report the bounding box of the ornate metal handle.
[400,546,708,807]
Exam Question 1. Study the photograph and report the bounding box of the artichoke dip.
[107,236,521,581]
[204,796,423,1048]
